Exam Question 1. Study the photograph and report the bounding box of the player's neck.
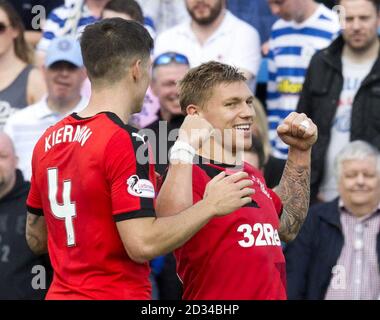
[198,138,244,165]
[79,85,134,124]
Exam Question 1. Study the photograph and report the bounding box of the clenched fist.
[178,114,214,150]
[277,112,318,151]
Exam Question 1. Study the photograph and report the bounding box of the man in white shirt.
[136,0,190,34]
[154,0,261,86]
[4,36,88,181]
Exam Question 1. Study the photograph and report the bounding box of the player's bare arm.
[275,112,318,243]
[26,213,48,255]
[156,114,214,217]
[117,171,253,263]
[276,153,311,243]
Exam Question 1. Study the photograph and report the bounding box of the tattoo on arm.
[26,214,48,255]
[276,158,310,243]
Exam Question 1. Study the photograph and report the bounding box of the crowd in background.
[1,0,380,300]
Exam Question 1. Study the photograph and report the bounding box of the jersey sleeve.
[26,146,43,216]
[268,188,283,218]
[192,165,209,204]
[104,131,156,222]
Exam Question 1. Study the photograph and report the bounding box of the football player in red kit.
[25,20,255,299]
[157,61,318,299]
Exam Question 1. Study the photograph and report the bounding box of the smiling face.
[198,81,255,153]
[338,157,380,216]
[151,63,189,118]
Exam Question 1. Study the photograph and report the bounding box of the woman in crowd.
[0,0,46,129]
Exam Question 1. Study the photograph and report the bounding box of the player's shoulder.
[36,114,71,143]
[91,112,148,153]
[99,112,144,140]
[193,158,233,182]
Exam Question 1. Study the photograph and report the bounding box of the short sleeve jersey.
[27,112,156,300]
[175,158,287,300]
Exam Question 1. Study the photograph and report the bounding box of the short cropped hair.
[80,18,153,85]
[103,0,144,24]
[334,140,380,180]
[178,61,246,113]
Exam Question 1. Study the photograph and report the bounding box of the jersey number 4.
[47,168,76,247]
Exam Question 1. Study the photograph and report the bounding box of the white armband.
[169,140,196,164]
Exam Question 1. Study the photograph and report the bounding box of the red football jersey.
[27,112,156,300]
[175,158,287,300]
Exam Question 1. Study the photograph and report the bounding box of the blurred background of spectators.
[136,0,190,35]
[0,0,46,130]
[0,132,52,300]
[266,0,340,159]
[4,36,87,181]
[297,0,380,204]
[35,0,110,65]
[12,0,64,47]
[285,141,380,300]
[154,0,261,93]
[227,0,277,45]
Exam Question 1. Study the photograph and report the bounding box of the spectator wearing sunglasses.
[154,0,261,90]
[139,52,190,301]
[0,0,46,130]
[144,52,190,176]
[143,53,191,301]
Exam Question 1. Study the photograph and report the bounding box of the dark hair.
[179,61,246,113]
[80,18,153,85]
[337,0,380,11]
[103,0,144,24]
[367,0,380,11]
[0,0,33,64]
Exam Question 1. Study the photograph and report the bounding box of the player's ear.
[186,104,200,115]
[131,59,142,81]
